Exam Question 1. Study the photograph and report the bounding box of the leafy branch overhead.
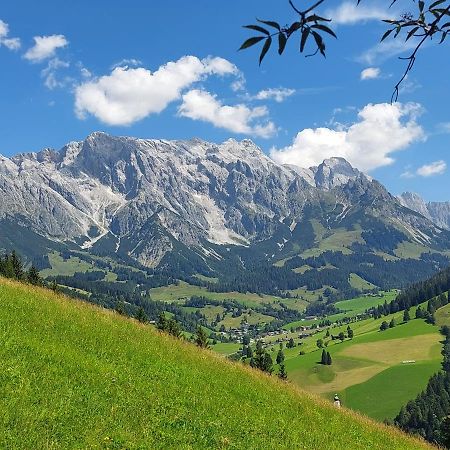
[240,0,450,99]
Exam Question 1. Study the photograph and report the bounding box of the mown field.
[0,278,432,449]
[280,305,442,421]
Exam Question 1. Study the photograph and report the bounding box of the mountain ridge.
[0,132,449,299]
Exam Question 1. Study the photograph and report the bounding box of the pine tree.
[27,265,41,285]
[326,352,332,365]
[167,318,183,338]
[278,363,288,380]
[338,332,345,342]
[441,415,450,449]
[316,338,324,349]
[403,308,411,322]
[347,328,354,339]
[262,352,274,374]
[135,307,148,323]
[157,313,168,331]
[321,349,327,365]
[276,348,285,365]
[10,251,24,280]
[389,318,395,328]
[195,326,209,348]
[115,300,126,316]
[416,305,424,319]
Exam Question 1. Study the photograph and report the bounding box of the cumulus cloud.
[360,67,380,80]
[270,102,425,171]
[75,55,239,126]
[417,160,447,177]
[326,1,391,25]
[0,19,20,50]
[178,89,276,138]
[24,35,68,62]
[252,88,295,103]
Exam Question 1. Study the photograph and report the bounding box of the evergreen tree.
[10,251,24,280]
[380,321,389,331]
[338,332,345,342]
[416,305,424,319]
[246,345,253,358]
[195,326,209,348]
[286,338,295,348]
[167,318,183,338]
[441,415,450,449]
[316,338,324,349]
[157,313,168,331]
[389,318,396,328]
[50,280,59,292]
[135,307,148,323]
[115,300,126,316]
[403,308,411,322]
[242,334,250,345]
[326,352,332,365]
[262,352,274,374]
[321,349,327,365]
[26,265,41,285]
[347,328,354,339]
[278,363,288,380]
[276,348,285,365]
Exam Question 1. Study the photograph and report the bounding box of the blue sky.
[0,0,449,200]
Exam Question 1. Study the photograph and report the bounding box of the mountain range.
[0,132,449,298]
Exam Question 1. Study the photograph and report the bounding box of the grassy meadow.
[0,278,434,449]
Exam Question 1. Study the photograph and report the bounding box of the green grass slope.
[0,279,433,449]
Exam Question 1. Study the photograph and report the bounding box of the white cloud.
[24,35,68,62]
[41,58,70,89]
[111,58,142,69]
[417,160,447,177]
[75,56,239,126]
[326,1,391,25]
[270,102,425,171]
[252,88,295,103]
[178,89,276,138]
[357,39,417,65]
[360,67,380,80]
[0,19,20,50]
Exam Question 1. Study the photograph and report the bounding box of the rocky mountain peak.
[313,156,362,190]
[399,192,450,230]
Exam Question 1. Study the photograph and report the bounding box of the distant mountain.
[398,192,450,230]
[0,132,449,298]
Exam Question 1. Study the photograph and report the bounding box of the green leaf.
[244,24,270,35]
[239,36,265,51]
[406,26,420,41]
[257,19,280,30]
[311,24,337,38]
[259,36,272,65]
[300,28,310,53]
[278,32,288,55]
[311,31,326,56]
[305,14,332,23]
[381,28,394,42]
[288,22,302,35]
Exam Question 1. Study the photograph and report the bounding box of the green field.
[150,281,290,308]
[282,310,442,421]
[0,278,431,449]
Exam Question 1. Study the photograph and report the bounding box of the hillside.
[0,278,433,449]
